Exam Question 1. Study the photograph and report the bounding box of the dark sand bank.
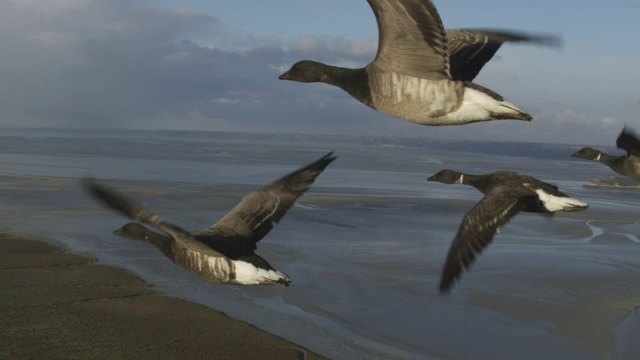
[0,233,324,360]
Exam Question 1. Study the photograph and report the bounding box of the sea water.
[1,129,639,359]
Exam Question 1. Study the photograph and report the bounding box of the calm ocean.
[2,129,639,359]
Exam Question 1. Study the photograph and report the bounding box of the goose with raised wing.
[572,126,640,180]
[427,170,588,293]
[279,0,560,126]
[85,152,336,286]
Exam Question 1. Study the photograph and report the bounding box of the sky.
[0,0,639,145]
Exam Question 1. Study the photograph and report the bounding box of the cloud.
[527,108,624,144]
[291,35,376,62]
[544,108,588,125]
[0,0,636,146]
[0,0,380,133]
[212,97,240,104]
[600,116,619,128]
[0,0,219,126]
[537,107,622,131]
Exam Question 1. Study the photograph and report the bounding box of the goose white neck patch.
[456,174,464,184]
[595,153,601,161]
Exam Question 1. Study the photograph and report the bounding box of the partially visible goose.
[279,0,560,126]
[572,126,640,180]
[85,152,336,286]
[427,170,588,293]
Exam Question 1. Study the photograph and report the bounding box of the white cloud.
[212,97,240,104]
[535,108,621,133]
[343,38,377,57]
[600,116,619,127]
[546,108,588,125]
[293,36,323,52]
[289,35,375,64]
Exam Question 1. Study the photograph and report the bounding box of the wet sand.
[0,233,324,360]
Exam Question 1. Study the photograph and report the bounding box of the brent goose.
[572,126,640,180]
[84,152,336,286]
[279,0,560,126]
[427,170,588,293]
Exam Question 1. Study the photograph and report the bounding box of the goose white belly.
[368,72,466,125]
[176,247,289,286]
[233,260,290,286]
[534,189,589,212]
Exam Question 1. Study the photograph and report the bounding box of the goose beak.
[571,152,578,157]
[427,175,435,181]
[278,72,288,80]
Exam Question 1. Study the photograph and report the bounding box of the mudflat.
[0,233,324,360]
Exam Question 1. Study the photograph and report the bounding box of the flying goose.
[572,126,640,180]
[85,152,336,286]
[279,0,560,126]
[427,169,588,293]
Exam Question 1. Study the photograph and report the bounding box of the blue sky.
[1,0,638,145]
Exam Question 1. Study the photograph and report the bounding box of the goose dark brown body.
[428,170,588,293]
[280,0,560,126]
[86,152,337,286]
[572,126,640,180]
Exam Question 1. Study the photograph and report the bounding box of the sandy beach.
[0,233,324,360]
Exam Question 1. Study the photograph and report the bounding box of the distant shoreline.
[584,176,640,189]
[584,184,640,189]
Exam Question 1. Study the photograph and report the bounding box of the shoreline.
[0,233,325,360]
